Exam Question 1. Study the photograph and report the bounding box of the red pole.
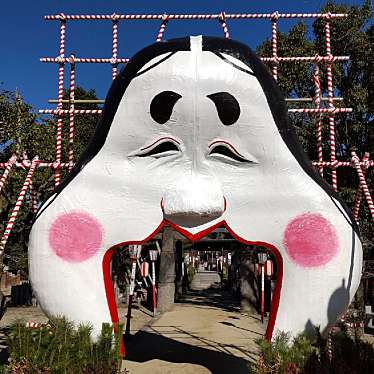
[125,259,137,336]
[261,264,265,323]
[149,249,158,317]
[152,260,157,316]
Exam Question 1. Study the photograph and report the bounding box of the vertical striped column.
[219,12,230,39]
[324,15,338,190]
[28,179,38,213]
[313,61,324,177]
[111,13,119,80]
[327,329,333,362]
[55,15,67,186]
[271,12,279,80]
[351,152,374,220]
[0,159,39,254]
[156,14,169,42]
[352,152,370,221]
[68,54,75,169]
[0,155,16,194]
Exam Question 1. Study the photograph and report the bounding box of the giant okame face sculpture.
[29,36,362,341]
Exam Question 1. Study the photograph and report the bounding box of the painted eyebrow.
[150,91,182,124]
[207,92,240,126]
[215,52,256,76]
[135,52,176,77]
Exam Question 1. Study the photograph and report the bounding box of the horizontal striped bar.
[44,13,348,21]
[41,56,349,64]
[41,57,129,63]
[1,160,372,170]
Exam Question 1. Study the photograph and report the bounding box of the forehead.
[131,50,264,97]
[101,47,278,153]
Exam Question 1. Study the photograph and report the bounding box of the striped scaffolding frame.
[0,11,373,262]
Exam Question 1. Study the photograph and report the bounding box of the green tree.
[256,0,373,257]
[0,87,99,275]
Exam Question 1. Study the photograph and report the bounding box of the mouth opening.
[103,222,282,362]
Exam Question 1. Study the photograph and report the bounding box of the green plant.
[256,327,374,374]
[3,317,125,373]
[255,332,316,374]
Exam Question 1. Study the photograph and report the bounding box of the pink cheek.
[283,213,339,268]
[49,212,103,263]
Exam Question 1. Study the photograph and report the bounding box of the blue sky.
[0,0,366,112]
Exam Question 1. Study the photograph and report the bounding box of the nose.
[162,173,225,227]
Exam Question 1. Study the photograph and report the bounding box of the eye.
[150,91,182,124]
[208,142,252,163]
[137,138,181,158]
[207,92,240,126]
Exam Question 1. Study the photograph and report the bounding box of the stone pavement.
[190,270,222,291]
[123,273,266,374]
[0,271,266,373]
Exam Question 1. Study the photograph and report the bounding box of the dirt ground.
[0,282,265,374]
[122,284,265,374]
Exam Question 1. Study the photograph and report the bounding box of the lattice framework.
[0,11,373,258]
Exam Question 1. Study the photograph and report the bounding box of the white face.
[29,36,362,342]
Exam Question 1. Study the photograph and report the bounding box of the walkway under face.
[123,274,266,374]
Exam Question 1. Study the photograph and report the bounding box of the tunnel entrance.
[109,225,280,367]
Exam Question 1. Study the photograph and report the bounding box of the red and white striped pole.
[313,60,324,177]
[0,158,39,255]
[26,321,52,330]
[351,152,374,219]
[258,252,267,323]
[219,12,230,39]
[261,264,265,323]
[68,54,75,170]
[156,14,169,42]
[327,329,333,362]
[265,259,274,305]
[324,14,338,191]
[149,249,158,316]
[111,13,119,80]
[0,155,17,194]
[125,244,142,336]
[271,12,279,80]
[28,179,38,214]
[352,152,370,221]
[54,15,66,186]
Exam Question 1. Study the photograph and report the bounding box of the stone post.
[175,240,183,301]
[239,249,259,314]
[157,226,175,312]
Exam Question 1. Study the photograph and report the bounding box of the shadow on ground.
[176,285,240,313]
[0,327,10,365]
[124,330,253,374]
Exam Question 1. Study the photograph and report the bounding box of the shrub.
[255,332,316,374]
[255,327,374,374]
[1,317,125,373]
